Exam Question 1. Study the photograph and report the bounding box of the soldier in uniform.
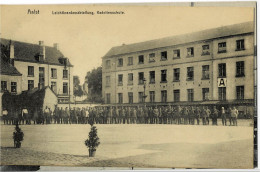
[212,106,219,125]
[195,107,201,125]
[153,106,159,124]
[227,107,232,126]
[205,106,211,125]
[231,106,238,126]
[221,107,227,126]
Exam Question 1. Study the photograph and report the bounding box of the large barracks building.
[102,22,255,114]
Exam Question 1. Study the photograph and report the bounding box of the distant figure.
[221,107,227,126]
[2,109,8,125]
[231,106,238,126]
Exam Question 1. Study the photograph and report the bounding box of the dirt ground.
[0,119,254,169]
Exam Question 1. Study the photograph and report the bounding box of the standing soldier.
[212,106,219,125]
[143,106,148,124]
[153,106,159,124]
[205,106,211,125]
[133,107,137,124]
[2,109,8,125]
[176,106,181,125]
[195,107,201,125]
[221,107,227,126]
[85,107,89,124]
[231,106,238,126]
[183,107,188,125]
[126,107,130,124]
[227,107,232,126]
[22,107,29,125]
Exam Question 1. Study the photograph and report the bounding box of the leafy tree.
[73,76,84,98]
[85,66,103,103]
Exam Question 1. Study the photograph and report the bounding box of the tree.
[85,66,103,103]
[73,76,84,98]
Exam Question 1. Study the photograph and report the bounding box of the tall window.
[236,86,244,100]
[128,92,133,104]
[128,57,133,65]
[202,65,210,79]
[106,60,111,69]
[218,87,226,100]
[1,81,7,91]
[218,63,226,77]
[161,70,167,82]
[149,71,155,84]
[202,45,210,55]
[149,91,155,102]
[118,74,123,86]
[63,82,68,95]
[236,61,245,77]
[161,90,167,102]
[28,66,34,76]
[63,69,68,79]
[106,76,111,87]
[106,93,111,104]
[149,53,155,62]
[118,93,123,103]
[187,47,194,57]
[128,73,133,85]
[138,55,144,64]
[202,88,209,101]
[51,82,57,93]
[138,72,144,84]
[51,68,57,78]
[173,49,180,58]
[28,80,34,90]
[11,82,17,93]
[39,67,45,87]
[173,68,180,81]
[173,89,180,102]
[118,58,123,67]
[236,39,245,51]
[187,89,194,101]
[161,51,167,61]
[218,42,226,53]
[187,67,194,81]
[138,92,144,103]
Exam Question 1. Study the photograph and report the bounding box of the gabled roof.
[104,21,254,58]
[0,38,72,66]
[0,56,22,76]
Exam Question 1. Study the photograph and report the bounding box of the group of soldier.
[1,105,239,126]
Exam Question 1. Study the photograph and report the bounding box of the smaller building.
[0,55,22,115]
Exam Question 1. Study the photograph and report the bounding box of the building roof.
[0,38,72,66]
[0,56,22,76]
[104,21,254,58]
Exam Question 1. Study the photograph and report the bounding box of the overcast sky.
[1,4,254,83]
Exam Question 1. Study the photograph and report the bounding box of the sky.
[0,4,254,83]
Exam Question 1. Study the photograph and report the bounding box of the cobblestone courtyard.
[0,119,254,169]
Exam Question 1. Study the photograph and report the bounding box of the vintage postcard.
[0,2,256,169]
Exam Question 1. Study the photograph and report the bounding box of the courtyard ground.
[0,119,254,169]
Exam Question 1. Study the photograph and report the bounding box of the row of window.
[106,86,245,104]
[106,61,245,86]
[1,81,17,93]
[1,80,69,95]
[105,39,245,68]
[28,66,68,79]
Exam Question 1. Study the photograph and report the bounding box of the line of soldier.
[1,105,239,126]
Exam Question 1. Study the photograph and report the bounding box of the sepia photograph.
[0,2,257,169]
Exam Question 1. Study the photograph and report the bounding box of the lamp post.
[143,78,147,105]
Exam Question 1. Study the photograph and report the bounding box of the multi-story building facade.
[102,22,255,114]
[0,38,73,103]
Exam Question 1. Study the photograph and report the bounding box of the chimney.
[39,41,45,61]
[9,40,15,65]
[53,43,59,51]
